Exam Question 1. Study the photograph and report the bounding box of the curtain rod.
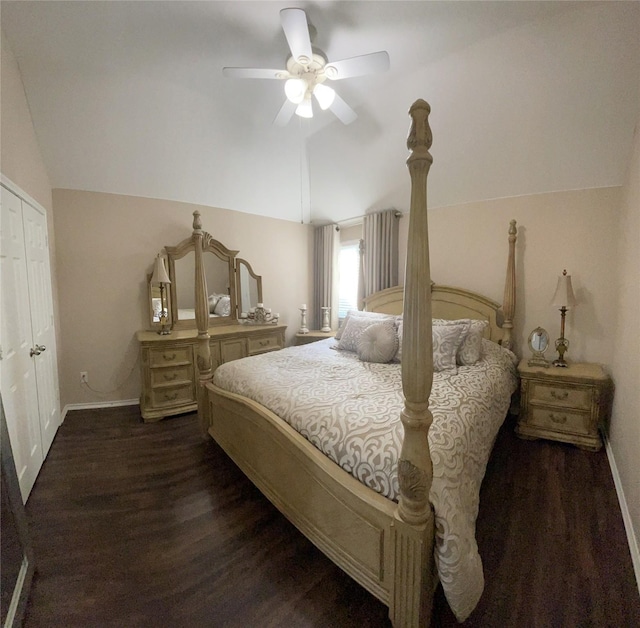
[334,209,403,230]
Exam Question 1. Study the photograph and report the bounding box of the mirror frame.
[235,258,263,315]
[165,234,239,329]
[527,326,550,367]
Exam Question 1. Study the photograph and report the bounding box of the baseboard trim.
[61,399,139,421]
[604,432,640,594]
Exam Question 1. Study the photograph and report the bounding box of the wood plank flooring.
[22,406,640,627]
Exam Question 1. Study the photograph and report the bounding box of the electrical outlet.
[80,371,88,384]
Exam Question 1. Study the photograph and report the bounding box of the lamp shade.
[551,269,576,307]
[295,97,313,118]
[150,254,171,285]
[313,83,336,110]
[284,78,306,104]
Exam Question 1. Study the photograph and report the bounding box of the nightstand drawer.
[148,346,192,367]
[150,365,192,387]
[529,381,591,410]
[150,383,196,408]
[248,333,282,355]
[528,405,591,435]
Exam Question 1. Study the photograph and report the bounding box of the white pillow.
[357,321,399,363]
[338,316,390,352]
[335,310,396,341]
[208,294,220,314]
[213,295,231,317]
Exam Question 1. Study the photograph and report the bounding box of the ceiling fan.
[222,8,390,126]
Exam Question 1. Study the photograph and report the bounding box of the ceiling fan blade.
[324,51,390,80]
[273,99,297,126]
[223,67,287,80]
[328,92,357,125]
[280,8,312,64]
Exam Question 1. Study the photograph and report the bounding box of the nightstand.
[295,330,336,346]
[516,360,613,451]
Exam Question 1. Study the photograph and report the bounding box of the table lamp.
[551,269,577,367]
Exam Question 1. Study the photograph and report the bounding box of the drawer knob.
[549,412,567,424]
[550,390,569,401]
[259,340,269,347]
[164,391,178,401]
[163,372,178,381]
[163,353,176,361]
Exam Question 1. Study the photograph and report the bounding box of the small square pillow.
[213,295,231,316]
[357,321,399,363]
[338,316,391,352]
[433,317,489,365]
[335,310,396,341]
[432,321,469,372]
[457,319,489,365]
[394,318,467,372]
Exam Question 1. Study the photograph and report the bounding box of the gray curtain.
[362,209,399,298]
[313,224,339,330]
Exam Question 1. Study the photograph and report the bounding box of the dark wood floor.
[21,406,639,627]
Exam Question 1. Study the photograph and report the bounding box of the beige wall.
[611,116,640,573]
[52,189,312,409]
[398,187,622,364]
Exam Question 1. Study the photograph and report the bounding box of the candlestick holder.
[299,307,309,334]
[321,306,331,332]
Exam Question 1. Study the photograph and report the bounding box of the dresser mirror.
[527,326,550,368]
[236,258,262,315]
[165,235,238,329]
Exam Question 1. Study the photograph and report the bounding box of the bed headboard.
[363,220,517,349]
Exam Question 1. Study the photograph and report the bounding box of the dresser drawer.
[150,364,192,387]
[529,381,591,410]
[248,333,283,355]
[148,346,193,367]
[150,383,196,408]
[528,405,591,435]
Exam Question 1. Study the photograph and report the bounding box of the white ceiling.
[2,1,639,223]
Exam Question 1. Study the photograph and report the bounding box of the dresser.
[137,324,286,422]
[516,360,614,451]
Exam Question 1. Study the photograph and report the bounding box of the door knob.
[36,344,46,352]
[30,347,41,357]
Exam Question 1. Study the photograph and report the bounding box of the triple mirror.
[147,236,263,330]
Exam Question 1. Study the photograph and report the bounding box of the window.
[338,242,360,321]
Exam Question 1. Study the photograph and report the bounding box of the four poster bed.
[190,100,519,626]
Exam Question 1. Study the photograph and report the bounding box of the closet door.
[0,185,60,502]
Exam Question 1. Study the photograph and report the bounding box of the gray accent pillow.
[357,321,399,363]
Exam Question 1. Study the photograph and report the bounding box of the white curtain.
[313,224,339,330]
[362,209,399,298]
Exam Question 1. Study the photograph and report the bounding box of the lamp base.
[552,358,569,368]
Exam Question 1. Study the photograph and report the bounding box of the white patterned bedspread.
[213,338,518,621]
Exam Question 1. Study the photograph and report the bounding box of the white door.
[0,185,60,502]
[22,201,60,456]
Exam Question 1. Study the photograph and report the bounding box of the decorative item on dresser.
[298,304,309,334]
[138,214,286,422]
[527,326,550,367]
[516,360,614,451]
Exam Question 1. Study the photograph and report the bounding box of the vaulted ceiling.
[2,1,639,223]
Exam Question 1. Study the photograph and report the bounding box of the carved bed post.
[500,220,518,351]
[390,99,436,627]
[192,210,213,434]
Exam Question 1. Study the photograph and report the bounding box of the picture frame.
[527,326,550,367]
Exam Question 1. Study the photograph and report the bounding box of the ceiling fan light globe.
[313,84,335,110]
[295,99,313,119]
[284,78,306,104]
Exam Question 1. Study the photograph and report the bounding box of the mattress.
[213,338,518,620]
